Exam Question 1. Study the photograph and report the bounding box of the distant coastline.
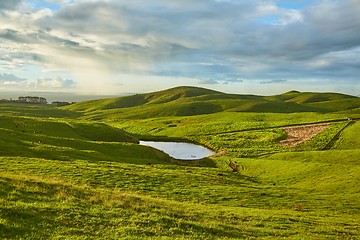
[0,91,129,103]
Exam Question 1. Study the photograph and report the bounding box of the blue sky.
[0,0,359,96]
[27,0,62,11]
[277,0,315,10]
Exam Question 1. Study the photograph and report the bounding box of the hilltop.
[63,86,360,119]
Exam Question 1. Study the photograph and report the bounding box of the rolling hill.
[63,86,360,120]
[267,90,357,103]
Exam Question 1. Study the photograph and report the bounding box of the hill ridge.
[62,86,360,119]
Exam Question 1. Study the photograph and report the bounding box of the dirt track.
[279,123,330,147]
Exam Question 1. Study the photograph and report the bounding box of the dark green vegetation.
[1,86,360,239]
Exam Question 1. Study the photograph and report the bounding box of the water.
[139,141,215,160]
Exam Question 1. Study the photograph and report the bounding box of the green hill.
[62,86,359,120]
[268,91,357,104]
[0,116,170,164]
[305,98,360,112]
[67,86,221,111]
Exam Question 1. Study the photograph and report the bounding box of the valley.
[1,86,359,239]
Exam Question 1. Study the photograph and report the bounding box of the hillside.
[63,86,359,119]
[0,116,170,164]
[267,90,357,103]
[1,88,360,239]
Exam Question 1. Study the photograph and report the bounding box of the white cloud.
[0,75,34,91]
[0,73,26,81]
[260,79,287,84]
[0,72,77,91]
[37,77,75,89]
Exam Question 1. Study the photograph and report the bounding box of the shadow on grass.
[135,134,196,145]
[169,157,218,168]
[0,175,274,239]
[0,207,58,239]
[0,177,62,239]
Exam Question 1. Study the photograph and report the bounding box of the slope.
[268,91,357,104]
[62,86,347,120]
[0,116,169,164]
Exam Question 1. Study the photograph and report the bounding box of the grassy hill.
[0,116,171,164]
[1,87,360,239]
[66,86,221,111]
[268,90,357,103]
[63,86,360,120]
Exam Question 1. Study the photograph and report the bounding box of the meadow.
[1,86,360,239]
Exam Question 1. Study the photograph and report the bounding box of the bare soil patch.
[280,123,330,147]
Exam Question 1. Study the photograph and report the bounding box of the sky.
[0,0,359,96]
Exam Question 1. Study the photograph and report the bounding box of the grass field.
[1,86,360,239]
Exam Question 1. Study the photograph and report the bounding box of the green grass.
[1,156,359,239]
[1,86,360,239]
[333,121,360,150]
[0,103,81,118]
[68,121,138,143]
[109,112,355,157]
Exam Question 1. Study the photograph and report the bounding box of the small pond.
[139,141,215,160]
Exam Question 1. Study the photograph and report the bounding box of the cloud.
[37,77,76,89]
[0,1,22,10]
[198,79,239,85]
[0,73,26,82]
[0,73,76,91]
[0,0,359,94]
[199,79,221,85]
[260,79,287,84]
[0,73,34,90]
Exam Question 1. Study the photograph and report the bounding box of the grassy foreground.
[2,157,359,239]
[1,87,360,239]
